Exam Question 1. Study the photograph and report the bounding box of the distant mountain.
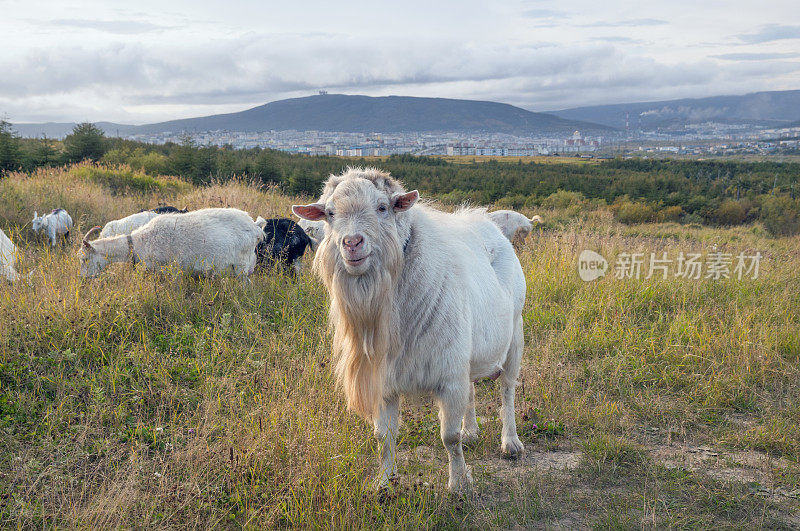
[551,90,800,131]
[130,95,613,136]
[11,94,613,138]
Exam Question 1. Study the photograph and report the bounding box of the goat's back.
[133,208,263,272]
[101,211,159,237]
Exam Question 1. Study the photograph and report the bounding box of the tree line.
[2,121,799,235]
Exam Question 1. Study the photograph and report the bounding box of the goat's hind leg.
[437,382,472,492]
[500,317,524,458]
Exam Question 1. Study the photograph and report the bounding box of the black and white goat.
[254,217,312,276]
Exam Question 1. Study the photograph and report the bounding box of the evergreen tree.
[63,122,107,162]
[288,167,319,196]
[255,150,283,184]
[169,135,197,179]
[0,120,22,174]
[31,135,57,168]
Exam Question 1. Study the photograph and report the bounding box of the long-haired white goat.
[293,168,526,492]
[78,208,264,277]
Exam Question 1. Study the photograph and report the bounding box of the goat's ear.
[292,203,326,221]
[82,239,95,251]
[33,211,38,219]
[392,190,419,213]
[255,216,267,229]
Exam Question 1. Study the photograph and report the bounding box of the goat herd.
[1,167,544,493]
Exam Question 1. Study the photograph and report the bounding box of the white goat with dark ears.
[293,168,526,492]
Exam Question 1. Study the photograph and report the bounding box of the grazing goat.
[297,219,325,251]
[31,209,73,246]
[488,210,543,247]
[254,218,312,276]
[294,168,526,492]
[101,207,189,238]
[79,208,264,277]
[0,228,20,282]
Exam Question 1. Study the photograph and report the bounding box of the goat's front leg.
[438,383,472,492]
[373,395,400,490]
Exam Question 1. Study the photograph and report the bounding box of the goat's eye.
[327,211,334,219]
[378,205,387,213]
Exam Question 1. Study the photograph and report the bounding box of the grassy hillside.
[1,166,799,527]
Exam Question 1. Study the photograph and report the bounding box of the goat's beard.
[314,229,404,420]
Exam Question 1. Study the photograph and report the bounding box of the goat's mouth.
[344,254,369,267]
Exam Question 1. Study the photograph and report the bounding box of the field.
[1,165,799,528]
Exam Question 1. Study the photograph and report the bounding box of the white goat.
[79,208,264,277]
[0,228,20,282]
[297,219,325,251]
[294,168,526,492]
[32,209,73,246]
[488,210,543,246]
[100,211,160,238]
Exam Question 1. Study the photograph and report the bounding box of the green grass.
[1,166,798,527]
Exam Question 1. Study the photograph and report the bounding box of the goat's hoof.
[374,473,398,492]
[501,436,525,459]
[447,466,473,494]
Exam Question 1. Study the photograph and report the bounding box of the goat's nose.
[342,234,364,251]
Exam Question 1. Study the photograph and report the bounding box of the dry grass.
[1,165,798,528]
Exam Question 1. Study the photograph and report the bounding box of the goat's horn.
[83,226,102,243]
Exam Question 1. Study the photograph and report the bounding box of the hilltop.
[12,95,613,138]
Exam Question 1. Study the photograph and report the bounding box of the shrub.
[132,151,170,176]
[71,164,189,196]
[542,189,585,209]
[714,199,748,225]
[494,194,527,210]
[761,195,800,236]
[657,205,683,222]
[616,201,655,224]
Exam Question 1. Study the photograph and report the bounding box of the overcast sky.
[2,0,799,124]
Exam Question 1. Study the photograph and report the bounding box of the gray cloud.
[1,24,798,123]
[581,18,668,28]
[736,24,800,44]
[40,18,177,34]
[590,36,648,44]
[714,52,800,61]
[521,8,569,18]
